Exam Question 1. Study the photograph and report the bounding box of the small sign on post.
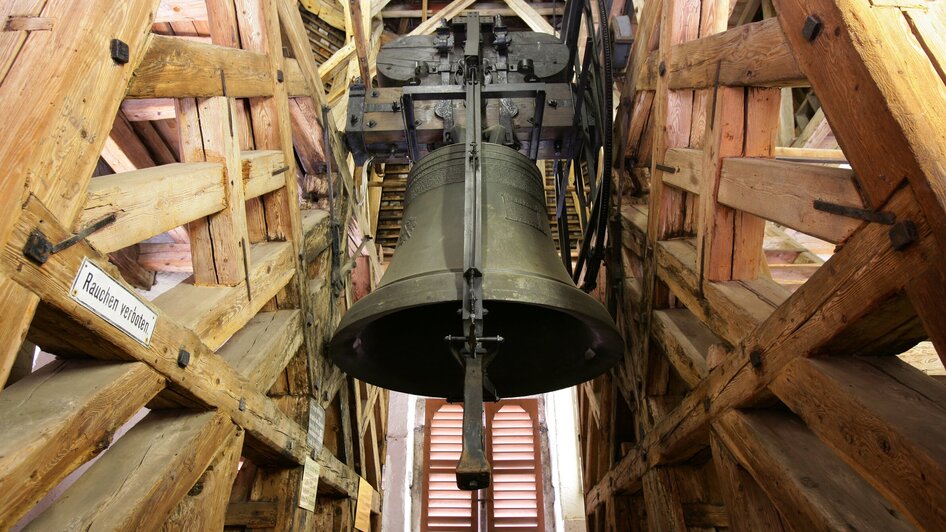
[69,258,157,346]
[298,455,321,512]
[354,477,372,531]
[307,399,326,455]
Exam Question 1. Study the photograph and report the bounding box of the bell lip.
[327,270,624,398]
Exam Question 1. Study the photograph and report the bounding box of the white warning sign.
[69,258,157,346]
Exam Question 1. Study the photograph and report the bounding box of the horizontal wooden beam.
[225,501,278,528]
[638,18,807,91]
[713,409,914,530]
[657,150,866,244]
[219,310,303,391]
[27,410,237,530]
[652,309,718,388]
[7,196,309,465]
[80,163,225,254]
[718,158,864,244]
[154,241,296,351]
[128,35,274,98]
[771,356,946,528]
[0,360,165,528]
[242,150,288,199]
[155,0,207,23]
[408,0,477,36]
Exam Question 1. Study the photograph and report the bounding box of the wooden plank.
[503,0,555,34]
[128,35,274,98]
[26,411,236,531]
[154,241,296,350]
[0,0,161,247]
[161,423,245,530]
[4,196,309,465]
[709,433,785,532]
[713,409,913,530]
[718,157,864,244]
[219,310,303,391]
[79,163,225,254]
[319,41,356,81]
[0,360,164,528]
[770,356,946,529]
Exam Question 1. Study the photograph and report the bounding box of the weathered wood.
[6,197,309,465]
[0,277,38,389]
[242,150,288,199]
[79,163,225,253]
[718,158,864,244]
[162,424,245,530]
[26,411,236,531]
[219,310,304,391]
[651,309,717,388]
[642,467,687,532]
[128,35,274,98]
[0,0,160,245]
[226,501,279,527]
[154,241,295,350]
[771,356,946,529]
[713,409,913,530]
[709,433,785,532]
[640,18,807,90]
[0,360,165,528]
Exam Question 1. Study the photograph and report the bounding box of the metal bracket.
[813,200,895,224]
[24,213,116,265]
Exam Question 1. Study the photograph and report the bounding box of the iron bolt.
[803,15,823,41]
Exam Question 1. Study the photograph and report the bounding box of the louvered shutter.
[422,401,478,531]
[486,401,544,531]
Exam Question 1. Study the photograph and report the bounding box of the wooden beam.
[0,0,160,245]
[773,0,946,254]
[382,4,564,17]
[0,277,38,389]
[242,150,288,199]
[155,0,208,23]
[348,0,371,84]
[713,409,913,530]
[0,360,165,528]
[651,309,717,388]
[154,241,295,350]
[319,41,356,82]
[225,502,278,527]
[128,35,275,99]
[219,310,304,391]
[709,432,786,532]
[637,18,807,91]
[79,163,226,254]
[770,356,946,529]
[718,157,864,244]
[27,411,237,531]
[161,423,245,530]
[5,197,309,465]
[503,0,555,34]
[103,112,156,172]
[407,0,478,36]
[642,467,687,531]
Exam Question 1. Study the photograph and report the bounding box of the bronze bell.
[329,142,623,399]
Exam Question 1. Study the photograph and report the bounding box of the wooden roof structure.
[579,0,946,529]
[1,0,945,529]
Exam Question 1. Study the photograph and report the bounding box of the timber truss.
[581,0,946,529]
[0,1,388,529]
